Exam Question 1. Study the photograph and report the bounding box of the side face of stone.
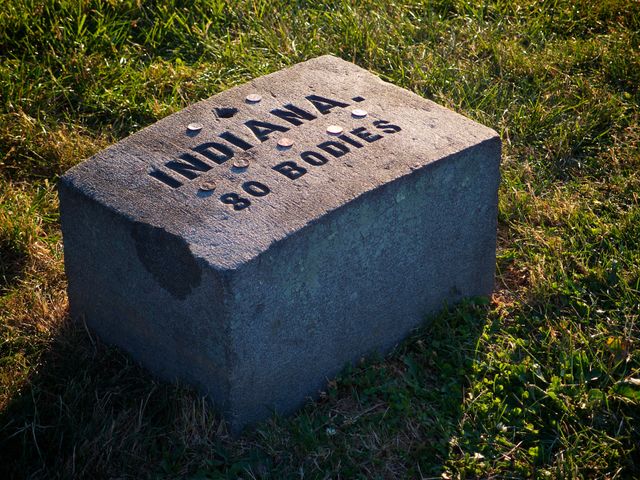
[58,183,233,412]
[59,55,501,432]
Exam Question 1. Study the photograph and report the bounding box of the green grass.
[1,0,639,477]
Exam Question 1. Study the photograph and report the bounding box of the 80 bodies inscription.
[148,94,401,212]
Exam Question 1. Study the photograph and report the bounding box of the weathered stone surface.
[59,55,501,432]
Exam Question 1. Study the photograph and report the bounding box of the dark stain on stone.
[131,222,201,300]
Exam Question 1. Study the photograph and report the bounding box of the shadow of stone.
[0,300,489,478]
[242,299,491,478]
[0,236,28,294]
[0,313,224,479]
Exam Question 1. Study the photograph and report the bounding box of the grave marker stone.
[59,55,501,432]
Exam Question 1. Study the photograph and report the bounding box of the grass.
[1,0,639,477]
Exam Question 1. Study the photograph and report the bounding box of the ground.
[1,1,639,478]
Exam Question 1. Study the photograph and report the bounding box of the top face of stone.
[62,55,498,270]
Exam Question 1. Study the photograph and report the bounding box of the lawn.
[1,0,639,478]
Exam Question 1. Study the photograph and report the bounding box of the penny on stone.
[199,181,216,192]
[187,122,203,132]
[351,109,368,118]
[277,137,294,148]
[233,158,250,169]
[245,93,262,103]
[326,125,343,135]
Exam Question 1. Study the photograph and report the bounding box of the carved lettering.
[214,106,237,118]
[305,95,349,114]
[165,153,213,180]
[220,192,251,210]
[300,150,328,166]
[273,161,307,180]
[149,169,182,188]
[147,102,403,204]
[245,120,289,142]
[219,131,254,151]
[270,103,316,126]
[242,181,270,197]
[350,126,382,143]
[318,140,349,157]
[338,134,364,148]
[373,119,401,134]
[193,142,234,165]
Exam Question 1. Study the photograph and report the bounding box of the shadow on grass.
[0,237,28,295]
[0,314,226,479]
[0,300,490,479]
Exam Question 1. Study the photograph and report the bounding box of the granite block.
[59,55,501,432]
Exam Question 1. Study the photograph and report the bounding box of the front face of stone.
[60,55,500,431]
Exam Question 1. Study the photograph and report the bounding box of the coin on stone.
[351,109,368,118]
[326,125,343,135]
[233,158,250,169]
[199,181,216,191]
[187,122,203,132]
[277,137,294,148]
[245,93,262,103]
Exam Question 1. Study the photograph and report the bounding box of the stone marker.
[59,55,501,432]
